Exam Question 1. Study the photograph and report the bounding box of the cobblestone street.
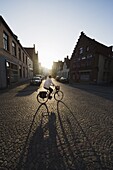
[0,81,113,170]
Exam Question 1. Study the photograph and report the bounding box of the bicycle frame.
[37,85,63,103]
[45,86,60,96]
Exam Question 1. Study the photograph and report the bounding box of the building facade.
[57,56,70,79]
[24,45,39,76]
[52,60,63,78]
[0,16,33,89]
[70,32,113,84]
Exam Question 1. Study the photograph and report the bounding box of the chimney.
[33,44,35,49]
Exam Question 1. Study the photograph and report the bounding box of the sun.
[40,60,53,70]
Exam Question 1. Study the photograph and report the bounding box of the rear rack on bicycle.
[39,91,47,98]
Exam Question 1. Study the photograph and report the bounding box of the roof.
[72,31,113,57]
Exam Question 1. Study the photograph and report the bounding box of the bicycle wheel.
[37,92,48,104]
[54,90,64,101]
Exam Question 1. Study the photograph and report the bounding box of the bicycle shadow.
[17,100,106,170]
[56,101,104,170]
[17,103,66,170]
[17,103,49,169]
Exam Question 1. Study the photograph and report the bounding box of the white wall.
[27,57,33,78]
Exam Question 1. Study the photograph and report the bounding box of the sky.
[1,0,113,69]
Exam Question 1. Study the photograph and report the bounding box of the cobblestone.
[0,82,113,170]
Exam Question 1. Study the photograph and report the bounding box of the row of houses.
[0,16,39,89]
[52,32,113,85]
[1,15,113,88]
[52,56,70,79]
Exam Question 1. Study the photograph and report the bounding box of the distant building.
[24,44,39,76]
[52,60,63,78]
[57,56,70,79]
[70,32,113,84]
[27,56,33,79]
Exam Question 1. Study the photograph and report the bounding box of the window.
[86,60,91,66]
[23,67,25,78]
[72,63,76,69]
[3,32,9,50]
[104,59,107,69]
[81,56,86,60]
[12,41,16,56]
[6,61,10,68]
[19,65,22,78]
[26,56,27,65]
[80,72,90,81]
[18,48,21,60]
[23,52,24,62]
[79,47,83,54]
[108,60,111,68]
[10,63,18,83]
[86,46,89,51]
[87,54,93,59]
[10,63,18,70]
[77,58,80,61]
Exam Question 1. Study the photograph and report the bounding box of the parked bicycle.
[37,86,64,104]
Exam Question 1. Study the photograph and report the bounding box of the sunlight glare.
[40,59,53,70]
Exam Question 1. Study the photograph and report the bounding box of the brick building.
[0,16,34,89]
[70,32,113,84]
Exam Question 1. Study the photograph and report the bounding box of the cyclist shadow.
[17,103,48,169]
[17,103,66,170]
[18,100,103,170]
[56,101,103,170]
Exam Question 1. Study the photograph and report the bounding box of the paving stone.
[0,83,113,169]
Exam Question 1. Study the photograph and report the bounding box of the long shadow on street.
[15,84,39,96]
[56,101,104,170]
[17,103,66,170]
[17,101,112,170]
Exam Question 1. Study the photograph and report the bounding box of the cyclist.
[43,75,55,99]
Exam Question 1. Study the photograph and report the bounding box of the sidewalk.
[69,82,113,94]
[0,80,30,94]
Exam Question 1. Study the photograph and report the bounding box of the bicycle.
[37,86,64,104]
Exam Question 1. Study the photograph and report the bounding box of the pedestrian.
[43,75,55,99]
